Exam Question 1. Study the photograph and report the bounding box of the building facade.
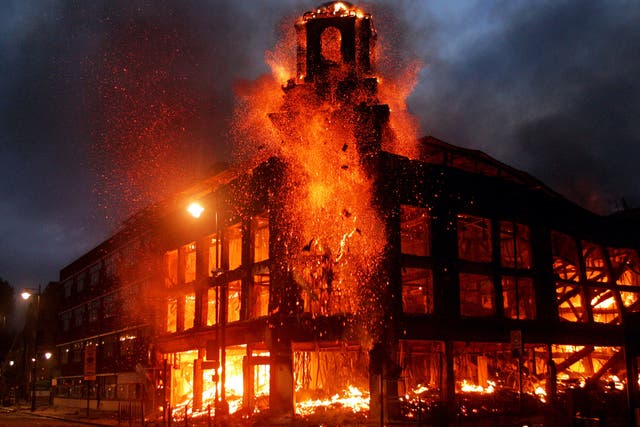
[50,2,640,425]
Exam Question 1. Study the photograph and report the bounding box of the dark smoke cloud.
[1,0,639,290]
[0,0,305,288]
[407,0,640,213]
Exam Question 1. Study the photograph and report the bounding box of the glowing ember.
[295,385,370,416]
[460,379,495,394]
[607,375,625,390]
[413,384,429,395]
[303,1,366,20]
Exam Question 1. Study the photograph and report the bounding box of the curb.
[15,409,117,427]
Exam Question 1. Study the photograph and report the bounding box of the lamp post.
[21,285,41,412]
[187,202,229,417]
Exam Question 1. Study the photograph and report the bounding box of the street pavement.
[0,405,118,426]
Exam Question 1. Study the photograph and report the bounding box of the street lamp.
[21,285,41,412]
[187,202,205,219]
[187,202,229,417]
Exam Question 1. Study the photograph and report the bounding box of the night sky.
[1,0,639,291]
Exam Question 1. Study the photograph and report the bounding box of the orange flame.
[295,385,370,416]
[459,379,495,394]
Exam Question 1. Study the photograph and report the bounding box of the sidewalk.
[8,403,120,426]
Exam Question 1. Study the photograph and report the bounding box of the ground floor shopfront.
[158,332,639,425]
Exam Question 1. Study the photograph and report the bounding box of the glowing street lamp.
[21,285,41,412]
[187,202,205,219]
[186,201,228,417]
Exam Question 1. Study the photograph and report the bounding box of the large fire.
[170,349,371,421]
[225,0,424,420]
[295,385,369,416]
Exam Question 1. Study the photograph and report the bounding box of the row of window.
[54,376,141,401]
[400,207,640,322]
[61,238,151,299]
[162,206,640,330]
[164,217,268,289]
[164,216,269,333]
[60,287,137,331]
[552,231,640,324]
[58,331,142,365]
[165,275,270,333]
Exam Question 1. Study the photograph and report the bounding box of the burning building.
[51,2,640,425]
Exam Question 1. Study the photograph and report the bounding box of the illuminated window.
[228,224,242,271]
[556,283,587,322]
[459,273,495,316]
[293,348,368,413]
[167,297,177,333]
[398,341,443,406]
[458,215,492,262]
[208,234,221,277]
[608,247,640,312]
[184,242,197,284]
[582,241,609,283]
[170,350,198,410]
[207,288,218,326]
[551,231,580,282]
[620,291,640,312]
[254,215,269,263]
[402,267,434,314]
[224,347,246,401]
[588,287,620,324]
[500,222,531,269]
[609,248,640,286]
[401,205,430,257]
[321,26,342,63]
[453,342,549,412]
[502,277,536,319]
[551,345,625,393]
[165,250,178,288]
[184,293,196,330]
[252,274,269,318]
[252,350,271,405]
[228,280,242,322]
[119,334,137,357]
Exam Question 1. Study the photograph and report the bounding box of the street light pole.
[188,202,229,417]
[21,285,41,412]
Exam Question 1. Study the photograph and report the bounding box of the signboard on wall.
[84,344,97,381]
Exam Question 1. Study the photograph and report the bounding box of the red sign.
[84,344,97,381]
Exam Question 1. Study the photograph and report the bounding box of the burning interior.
[52,2,640,426]
[153,2,640,424]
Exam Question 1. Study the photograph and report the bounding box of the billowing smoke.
[404,0,640,213]
[2,0,639,289]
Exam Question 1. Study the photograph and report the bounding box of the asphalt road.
[0,409,100,426]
